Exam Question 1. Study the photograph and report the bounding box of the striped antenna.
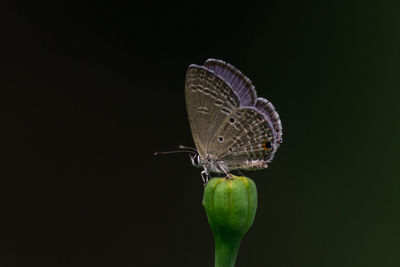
[154,145,197,156]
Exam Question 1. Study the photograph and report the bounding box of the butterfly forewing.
[203,59,257,107]
[185,65,240,159]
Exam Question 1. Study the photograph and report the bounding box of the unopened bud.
[203,175,258,267]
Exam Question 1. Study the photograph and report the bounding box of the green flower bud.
[203,175,258,267]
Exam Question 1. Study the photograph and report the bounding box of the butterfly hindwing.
[255,97,283,144]
[207,107,277,171]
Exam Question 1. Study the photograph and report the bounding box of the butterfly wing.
[185,65,240,158]
[201,60,283,171]
[208,106,279,171]
[203,59,257,106]
[255,97,283,144]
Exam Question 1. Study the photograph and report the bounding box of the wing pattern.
[185,65,239,158]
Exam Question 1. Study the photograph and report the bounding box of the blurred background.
[1,1,400,266]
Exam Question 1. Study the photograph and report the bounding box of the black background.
[2,1,400,266]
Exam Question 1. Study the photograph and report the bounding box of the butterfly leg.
[219,165,233,180]
[226,173,233,179]
[201,169,210,186]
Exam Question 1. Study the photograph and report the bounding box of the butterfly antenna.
[154,146,197,156]
[178,145,197,152]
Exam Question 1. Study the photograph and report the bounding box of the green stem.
[214,234,241,267]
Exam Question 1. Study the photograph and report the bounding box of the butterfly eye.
[229,117,235,123]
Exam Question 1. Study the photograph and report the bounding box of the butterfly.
[183,59,283,183]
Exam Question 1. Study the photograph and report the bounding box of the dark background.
[1,1,400,266]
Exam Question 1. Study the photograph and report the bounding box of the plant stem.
[214,234,241,267]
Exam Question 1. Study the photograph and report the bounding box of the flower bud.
[203,175,257,267]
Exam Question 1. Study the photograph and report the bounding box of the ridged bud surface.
[203,176,258,267]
